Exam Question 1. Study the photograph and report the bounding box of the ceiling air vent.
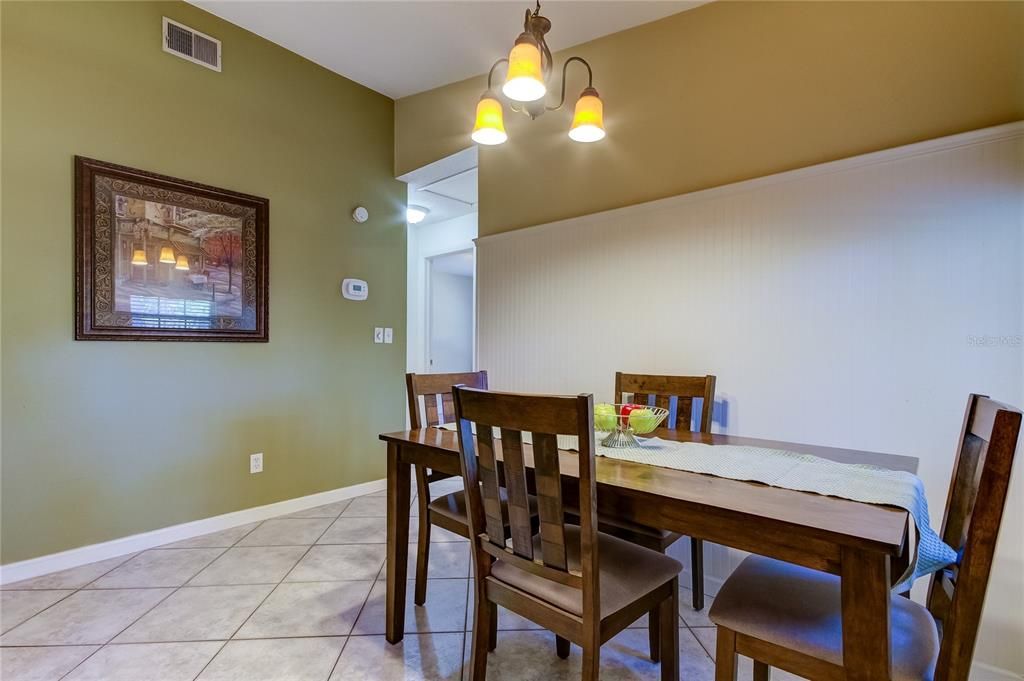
[162,17,221,72]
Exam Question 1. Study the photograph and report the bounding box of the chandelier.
[471,2,605,145]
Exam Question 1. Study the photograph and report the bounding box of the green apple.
[628,408,659,434]
[594,403,617,431]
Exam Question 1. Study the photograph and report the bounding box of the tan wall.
[1,1,407,563]
[395,1,1024,237]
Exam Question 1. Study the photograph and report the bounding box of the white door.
[426,250,475,372]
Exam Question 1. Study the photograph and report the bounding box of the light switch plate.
[373,327,384,343]
[384,328,393,344]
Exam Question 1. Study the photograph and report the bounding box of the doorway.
[426,249,475,372]
[399,146,478,376]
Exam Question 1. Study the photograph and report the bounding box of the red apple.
[620,403,639,427]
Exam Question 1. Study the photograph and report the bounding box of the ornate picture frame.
[74,157,269,341]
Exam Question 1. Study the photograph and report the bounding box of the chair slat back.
[532,431,569,572]
[615,372,716,433]
[406,371,488,428]
[929,394,1021,681]
[474,425,508,545]
[453,387,597,601]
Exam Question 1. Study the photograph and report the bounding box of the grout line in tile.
[189,640,230,681]
[149,546,235,551]
[205,543,324,549]
[192,514,344,680]
[231,521,264,545]
[3,626,549,646]
[1,557,226,671]
[318,513,390,681]
[325,573,379,680]
[49,546,233,679]
[0,590,81,635]
[79,548,230,591]
[0,643,101,660]
[220,586,278,642]
[461,574,472,637]
[269,577,387,585]
[227,518,338,640]
[79,552,141,586]
[372,559,387,584]
[54,586,182,678]
[159,581,286,589]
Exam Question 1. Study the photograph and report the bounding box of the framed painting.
[74,156,269,341]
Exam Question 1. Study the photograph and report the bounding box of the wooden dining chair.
[453,386,683,681]
[406,371,540,611]
[406,371,490,606]
[608,372,716,615]
[708,394,1022,681]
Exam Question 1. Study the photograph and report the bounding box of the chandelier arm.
[541,40,553,81]
[546,56,593,112]
[486,58,510,90]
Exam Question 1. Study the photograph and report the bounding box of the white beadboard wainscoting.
[476,122,1024,677]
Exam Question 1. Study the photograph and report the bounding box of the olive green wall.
[395,1,1024,237]
[0,1,406,563]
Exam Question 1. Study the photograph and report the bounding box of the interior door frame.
[424,247,477,373]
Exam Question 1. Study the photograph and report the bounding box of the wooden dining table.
[379,426,918,681]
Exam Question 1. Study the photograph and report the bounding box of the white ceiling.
[190,1,702,98]
[420,167,478,206]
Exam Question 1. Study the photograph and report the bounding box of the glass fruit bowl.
[595,403,669,448]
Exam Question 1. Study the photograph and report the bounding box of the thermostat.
[341,278,368,301]
[352,206,369,223]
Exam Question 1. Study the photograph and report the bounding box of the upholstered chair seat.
[491,525,682,617]
[710,554,939,681]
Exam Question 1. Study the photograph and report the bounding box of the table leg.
[386,441,411,644]
[840,546,892,680]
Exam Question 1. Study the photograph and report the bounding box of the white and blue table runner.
[436,424,955,591]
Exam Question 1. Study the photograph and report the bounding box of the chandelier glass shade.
[472,2,605,145]
[175,255,190,271]
[569,87,605,143]
[502,36,546,102]
[159,246,176,264]
[472,92,508,145]
[130,249,148,266]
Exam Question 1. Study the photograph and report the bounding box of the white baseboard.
[970,662,1024,681]
[0,478,386,585]
[679,567,725,598]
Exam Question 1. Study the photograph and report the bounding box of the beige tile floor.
[0,480,803,681]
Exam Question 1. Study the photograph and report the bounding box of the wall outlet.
[373,327,384,343]
[250,452,263,474]
[384,327,393,344]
